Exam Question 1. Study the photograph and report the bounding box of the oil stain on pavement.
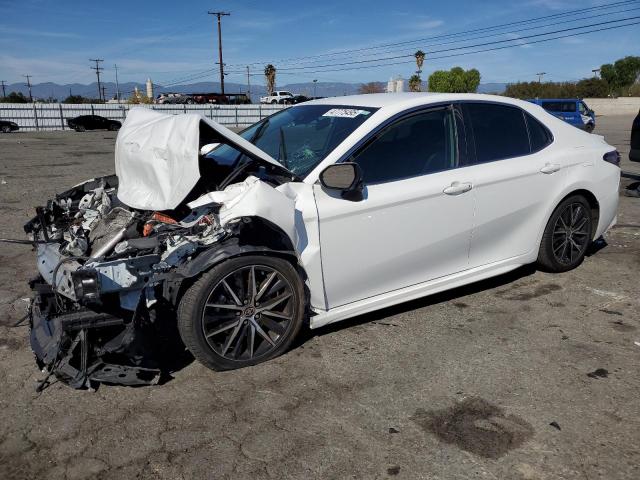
[411,397,534,459]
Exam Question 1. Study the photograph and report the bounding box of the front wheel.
[177,255,305,371]
[585,123,595,133]
[537,195,593,272]
[1,126,11,133]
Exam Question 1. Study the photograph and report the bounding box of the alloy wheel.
[201,264,295,361]
[551,202,590,265]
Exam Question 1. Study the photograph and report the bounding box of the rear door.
[461,102,567,267]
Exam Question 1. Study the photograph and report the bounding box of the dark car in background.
[67,115,121,132]
[631,109,640,162]
[0,120,19,133]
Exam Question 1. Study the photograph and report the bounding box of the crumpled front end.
[24,172,297,390]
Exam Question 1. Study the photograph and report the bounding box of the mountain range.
[3,80,507,102]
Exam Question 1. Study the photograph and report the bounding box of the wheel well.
[561,189,600,239]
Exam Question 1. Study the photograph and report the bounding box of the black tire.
[1,126,11,133]
[585,123,595,133]
[177,255,305,371]
[271,100,277,104]
[75,125,85,132]
[537,195,593,272]
[108,123,120,131]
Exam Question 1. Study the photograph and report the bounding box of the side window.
[465,103,530,163]
[524,112,552,153]
[561,101,577,112]
[351,108,456,184]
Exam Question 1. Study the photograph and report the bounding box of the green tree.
[575,78,609,98]
[408,74,422,92]
[63,95,89,104]
[414,50,425,73]
[600,56,640,95]
[264,64,277,96]
[464,68,481,93]
[427,67,481,93]
[4,91,28,103]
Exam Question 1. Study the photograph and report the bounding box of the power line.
[274,15,640,72]
[89,59,104,101]
[208,11,230,95]
[227,0,639,67]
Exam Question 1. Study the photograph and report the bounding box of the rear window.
[541,101,577,113]
[465,103,530,163]
[525,112,553,152]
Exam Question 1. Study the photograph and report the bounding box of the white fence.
[0,103,287,131]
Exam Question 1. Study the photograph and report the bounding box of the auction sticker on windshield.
[322,108,371,118]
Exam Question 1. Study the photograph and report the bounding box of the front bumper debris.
[30,278,163,390]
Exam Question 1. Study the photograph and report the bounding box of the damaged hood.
[115,108,287,210]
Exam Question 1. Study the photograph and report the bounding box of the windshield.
[206,104,378,177]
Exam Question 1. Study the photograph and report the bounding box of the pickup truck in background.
[260,91,294,104]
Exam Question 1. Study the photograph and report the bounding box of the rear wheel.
[1,126,10,133]
[177,255,305,371]
[537,195,593,272]
[75,125,85,132]
[108,123,120,131]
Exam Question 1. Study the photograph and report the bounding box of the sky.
[0,0,638,90]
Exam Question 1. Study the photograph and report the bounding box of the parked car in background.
[630,109,640,162]
[528,98,595,132]
[280,94,310,105]
[260,91,294,104]
[67,115,121,132]
[25,93,619,388]
[0,120,19,133]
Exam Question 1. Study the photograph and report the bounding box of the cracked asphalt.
[0,115,639,479]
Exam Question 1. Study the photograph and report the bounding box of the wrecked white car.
[23,94,619,389]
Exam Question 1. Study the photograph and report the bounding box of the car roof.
[302,92,538,112]
[530,98,582,102]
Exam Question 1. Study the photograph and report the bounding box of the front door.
[313,106,476,309]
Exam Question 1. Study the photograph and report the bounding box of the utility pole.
[114,64,121,103]
[0,80,6,98]
[536,72,546,83]
[207,11,230,95]
[592,68,601,78]
[101,85,107,102]
[90,59,104,101]
[246,66,251,96]
[313,79,318,99]
[24,75,33,102]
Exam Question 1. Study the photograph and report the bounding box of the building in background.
[386,76,405,93]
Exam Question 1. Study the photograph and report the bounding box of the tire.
[1,126,10,133]
[108,123,120,131]
[271,100,277,104]
[75,125,85,132]
[585,123,595,133]
[537,195,593,272]
[177,255,305,371]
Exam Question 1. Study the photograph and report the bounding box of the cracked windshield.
[209,105,377,176]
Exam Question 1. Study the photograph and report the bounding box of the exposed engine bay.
[22,108,301,390]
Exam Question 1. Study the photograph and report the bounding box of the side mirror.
[200,143,220,156]
[319,162,364,200]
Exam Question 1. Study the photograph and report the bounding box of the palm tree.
[264,64,276,96]
[408,74,422,92]
[414,50,426,74]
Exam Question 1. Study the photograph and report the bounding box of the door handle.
[443,181,473,195]
[540,163,561,174]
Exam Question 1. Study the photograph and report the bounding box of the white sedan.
[26,93,620,387]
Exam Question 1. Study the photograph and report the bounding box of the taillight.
[603,150,621,167]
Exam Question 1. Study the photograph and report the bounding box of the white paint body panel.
[137,93,618,330]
